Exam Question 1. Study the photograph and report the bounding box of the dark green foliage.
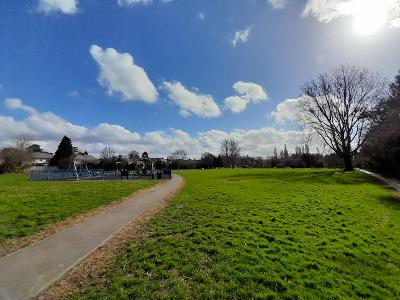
[361,71,400,178]
[27,144,42,152]
[199,152,217,169]
[49,135,74,169]
[153,159,167,170]
[0,175,158,242]
[215,155,224,168]
[71,169,400,299]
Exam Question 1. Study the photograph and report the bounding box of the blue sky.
[1,0,400,157]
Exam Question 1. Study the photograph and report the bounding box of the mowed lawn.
[72,169,400,299]
[0,174,159,243]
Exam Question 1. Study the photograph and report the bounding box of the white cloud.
[118,0,173,6]
[224,96,248,113]
[3,98,87,142]
[232,81,268,102]
[118,0,153,6]
[197,12,205,21]
[231,27,252,47]
[224,81,268,113]
[1,99,309,158]
[88,123,141,144]
[161,81,222,118]
[302,0,400,32]
[68,90,79,98]
[270,97,303,124]
[391,17,400,27]
[198,127,308,157]
[89,45,158,103]
[302,0,353,23]
[37,0,79,15]
[5,98,38,114]
[268,0,287,9]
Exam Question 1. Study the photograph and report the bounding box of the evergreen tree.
[304,144,310,154]
[283,144,289,159]
[215,155,224,169]
[49,135,74,169]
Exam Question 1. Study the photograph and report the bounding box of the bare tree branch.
[298,65,387,171]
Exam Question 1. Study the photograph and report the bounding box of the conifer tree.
[49,135,74,169]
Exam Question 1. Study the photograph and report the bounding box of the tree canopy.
[49,135,74,169]
[299,65,386,171]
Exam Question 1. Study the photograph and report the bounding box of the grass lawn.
[0,174,159,243]
[72,169,400,299]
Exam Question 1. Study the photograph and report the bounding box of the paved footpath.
[359,169,400,192]
[0,175,183,300]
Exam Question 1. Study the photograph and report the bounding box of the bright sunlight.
[352,0,388,35]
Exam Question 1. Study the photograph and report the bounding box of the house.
[31,151,53,166]
[74,153,99,165]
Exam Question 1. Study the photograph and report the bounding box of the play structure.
[29,169,105,181]
[29,164,172,181]
[29,154,172,181]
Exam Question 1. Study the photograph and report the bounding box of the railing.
[29,169,105,181]
[29,169,172,181]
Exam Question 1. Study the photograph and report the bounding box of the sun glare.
[353,0,388,35]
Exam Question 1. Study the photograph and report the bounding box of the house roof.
[150,157,166,161]
[30,151,53,160]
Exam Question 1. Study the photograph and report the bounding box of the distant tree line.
[1,66,398,178]
[163,139,343,170]
[0,135,356,174]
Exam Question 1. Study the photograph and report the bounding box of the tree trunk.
[343,154,354,172]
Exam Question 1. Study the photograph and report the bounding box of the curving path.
[359,169,400,192]
[0,175,183,300]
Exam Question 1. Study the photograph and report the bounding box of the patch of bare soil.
[37,179,185,300]
[0,182,165,258]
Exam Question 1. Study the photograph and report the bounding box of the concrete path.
[0,175,183,300]
[359,169,400,192]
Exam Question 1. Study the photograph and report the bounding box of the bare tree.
[169,150,188,161]
[128,150,140,160]
[0,148,22,172]
[100,146,115,160]
[14,136,32,167]
[168,150,188,169]
[220,138,241,168]
[13,136,32,152]
[299,65,386,171]
[0,136,33,172]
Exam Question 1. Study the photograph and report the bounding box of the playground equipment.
[29,168,172,181]
[29,169,105,181]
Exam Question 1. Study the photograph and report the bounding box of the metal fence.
[29,169,105,181]
[29,169,172,181]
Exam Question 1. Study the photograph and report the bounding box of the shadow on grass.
[378,193,400,210]
[224,169,369,186]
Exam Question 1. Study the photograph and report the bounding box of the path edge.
[38,175,185,299]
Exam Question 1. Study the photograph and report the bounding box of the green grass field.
[72,169,400,299]
[0,174,159,243]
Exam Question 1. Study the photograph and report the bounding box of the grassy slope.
[73,169,400,299]
[0,174,159,243]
